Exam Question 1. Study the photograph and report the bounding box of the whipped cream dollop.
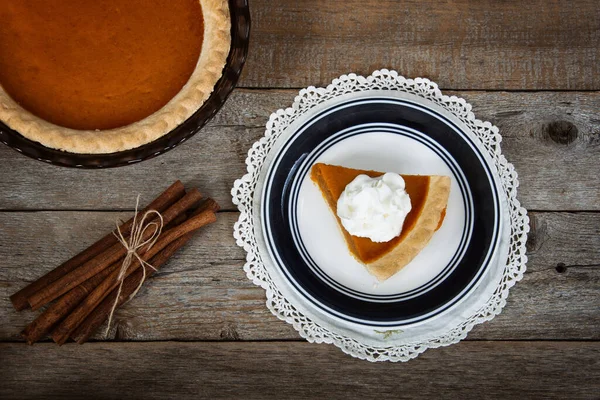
[336,173,412,242]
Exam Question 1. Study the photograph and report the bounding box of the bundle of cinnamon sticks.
[10,180,218,345]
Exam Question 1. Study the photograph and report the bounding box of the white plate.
[233,70,528,361]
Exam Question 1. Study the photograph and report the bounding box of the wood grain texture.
[1,341,599,399]
[0,1,598,394]
[0,90,598,211]
[1,211,598,342]
[237,0,600,90]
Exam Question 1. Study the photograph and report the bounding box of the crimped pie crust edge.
[0,0,231,154]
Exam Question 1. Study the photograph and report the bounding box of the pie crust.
[0,0,231,154]
[311,163,451,281]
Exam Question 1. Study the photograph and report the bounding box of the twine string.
[105,195,164,336]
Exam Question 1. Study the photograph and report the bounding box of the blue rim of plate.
[289,123,473,302]
[261,96,501,327]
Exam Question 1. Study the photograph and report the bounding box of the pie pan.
[0,0,250,168]
[260,96,503,327]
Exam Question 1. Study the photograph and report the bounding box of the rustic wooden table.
[1,1,599,398]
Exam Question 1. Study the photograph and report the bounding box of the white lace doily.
[232,70,529,362]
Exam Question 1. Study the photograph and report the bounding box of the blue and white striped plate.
[260,97,502,327]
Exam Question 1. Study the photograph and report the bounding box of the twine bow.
[105,195,164,336]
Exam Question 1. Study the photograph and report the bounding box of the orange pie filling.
[0,0,205,130]
[311,163,449,273]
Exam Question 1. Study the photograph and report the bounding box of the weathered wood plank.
[1,211,598,341]
[238,0,600,90]
[0,90,598,211]
[1,341,598,399]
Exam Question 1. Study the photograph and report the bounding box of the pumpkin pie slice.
[0,0,230,154]
[311,163,451,281]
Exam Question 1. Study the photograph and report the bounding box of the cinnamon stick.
[27,188,203,311]
[10,180,185,311]
[196,198,221,214]
[21,261,121,345]
[72,234,193,343]
[72,199,220,344]
[51,209,217,344]
[29,199,221,344]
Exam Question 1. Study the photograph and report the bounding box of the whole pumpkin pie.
[0,0,230,154]
[311,163,451,281]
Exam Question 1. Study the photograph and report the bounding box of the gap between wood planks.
[0,209,241,213]
[236,86,600,93]
[1,209,599,213]
[1,338,598,344]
